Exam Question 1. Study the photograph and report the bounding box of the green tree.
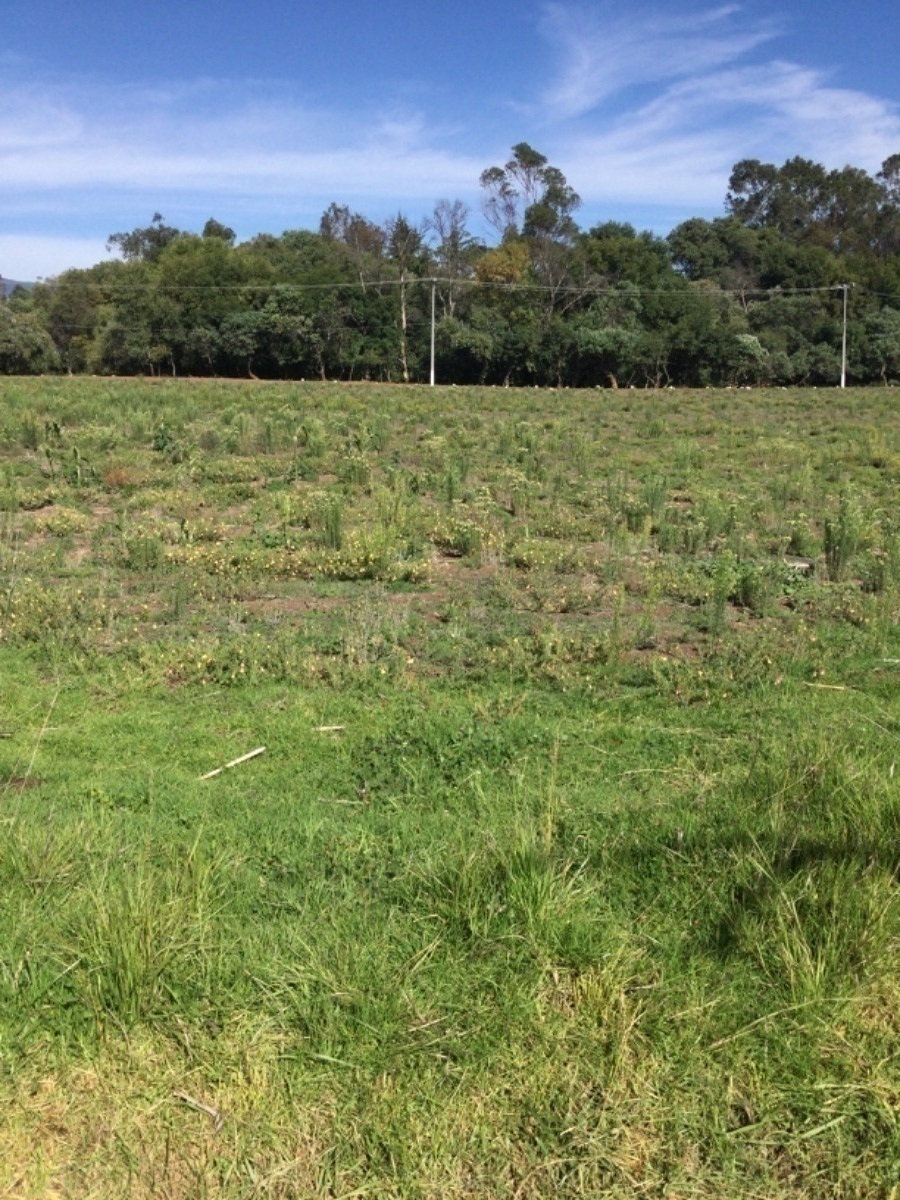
[319,204,386,288]
[426,199,481,319]
[726,156,899,258]
[107,213,186,263]
[220,310,265,378]
[480,144,582,309]
[201,218,236,245]
[862,306,900,383]
[30,269,102,372]
[256,286,319,378]
[0,303,61,373]
[480,143,554,238]
[384,214,430,382]
[154,234,256,372]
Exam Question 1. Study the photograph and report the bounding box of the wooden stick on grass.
[172,1090,225,1132]
[199,746,266,780]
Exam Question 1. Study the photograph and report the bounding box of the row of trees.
[3,146,900,386]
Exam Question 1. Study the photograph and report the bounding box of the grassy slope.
[0,378,898,1197]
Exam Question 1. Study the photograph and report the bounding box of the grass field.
[1,377,898,1198]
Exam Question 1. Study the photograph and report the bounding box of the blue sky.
[2,0,899,279]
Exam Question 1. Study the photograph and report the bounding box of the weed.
[318,494,343,550]
[70,847,220,1030]
[823,491,866,581]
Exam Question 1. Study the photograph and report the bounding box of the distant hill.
[1,278,34,298]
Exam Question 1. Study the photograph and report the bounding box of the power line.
[29,275,858,298]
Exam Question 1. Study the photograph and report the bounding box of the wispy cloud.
[0,71,496,275]
[539,2,779,119]
[538,4,900,208]
[2,9,896,207]
[559,64,900,207]
[2,3,899,280]
[0,77,481,201]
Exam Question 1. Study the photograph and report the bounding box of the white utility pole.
[429,280,436,387]
[840,283,850,388]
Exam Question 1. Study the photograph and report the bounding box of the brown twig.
[172,1090,225,1132]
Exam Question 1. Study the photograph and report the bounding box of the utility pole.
[429,280,436,387]
[840,283,850,388]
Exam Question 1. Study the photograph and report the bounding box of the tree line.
[2,145,900,386]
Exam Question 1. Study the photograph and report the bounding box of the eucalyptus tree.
[107,213,187,263]
[726,156,900,257]
[383,213,431,382]
[480,143,582,311]
[425,199,481,319]
[319,203,386,289]
[876,155,900,254]
[201,218,236,245]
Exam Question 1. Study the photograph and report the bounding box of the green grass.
[0,377,898,1197]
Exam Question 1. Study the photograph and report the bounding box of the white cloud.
[534,5,900,211]
[0,83,85,149]
[0,75,487,275]
[0,78,481,200]
[556,59,900,208]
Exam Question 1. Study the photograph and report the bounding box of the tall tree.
[876,155,900,254]
[426,199,480,317]
[202,218,237,245]
[480,143,582,309]
[319,203,386,289]
[384,214,430,382]
[480,143,552,238]
[726,156,899,256]
[107,213,186,263]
